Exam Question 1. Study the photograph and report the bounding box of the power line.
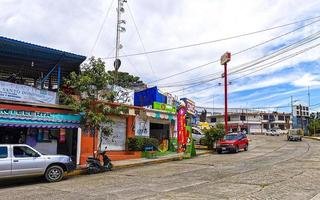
[147,18,320,84]
[89,0,115,56]
[163,30,320,90]
[171,38,320,95]
[102,15,320,59]
[126,2,155,74]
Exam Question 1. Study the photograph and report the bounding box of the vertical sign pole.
[224,63,228,135]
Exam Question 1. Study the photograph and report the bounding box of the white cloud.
[0,0,320,108]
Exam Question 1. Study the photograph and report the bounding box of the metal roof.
[0,36,86,82]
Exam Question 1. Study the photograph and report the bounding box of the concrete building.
[207,111,292,134]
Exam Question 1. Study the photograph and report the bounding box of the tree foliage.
[308,119,320,135]
[59,57,129,151]
[203,123,225,150]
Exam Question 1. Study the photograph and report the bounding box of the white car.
[192,127,206,145]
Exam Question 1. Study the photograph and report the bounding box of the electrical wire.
[89,0,115,56]
[126,2,155,74]
[161,30,320,90]
[147,18,320,84]
[171,39,320,95]
[102,15,320,59]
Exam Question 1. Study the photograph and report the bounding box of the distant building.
[206,111,292,134]
[292,104,309,133]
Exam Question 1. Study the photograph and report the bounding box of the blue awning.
[0,36,86,84]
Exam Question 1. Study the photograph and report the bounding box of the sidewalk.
[68,149,212,176]
[304,136,320,141]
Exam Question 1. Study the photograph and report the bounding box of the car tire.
[45,165,64,182]
[244,144,248,151]
[235,146,239,153]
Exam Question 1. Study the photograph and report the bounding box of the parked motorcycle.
[86,148,113,174]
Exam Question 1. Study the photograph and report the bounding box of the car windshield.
[224,134,238,141]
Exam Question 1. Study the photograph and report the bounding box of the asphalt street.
[1,135,320,200]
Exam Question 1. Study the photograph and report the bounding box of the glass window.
[263,115,269,120]
[278,115,284,121]
[240,115,246,121]
[13,146,39,158]
[210,118,216,123]
[224,134,237,140]
[0,147,8,158]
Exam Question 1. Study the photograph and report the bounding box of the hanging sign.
[0,81,57,104]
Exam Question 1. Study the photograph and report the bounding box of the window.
[278,115,284,121]
[13,146,40,158]
[296,106,299,110]
[0,147,8,158]
[228,116,231,121]
[210,118,216,123]
[263,124,268,129]
[306,107,309,111]
[263,115,269,120]
[279,124,285,130]
[240,115,246,121]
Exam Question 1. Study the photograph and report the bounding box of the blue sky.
[0,0,319,113]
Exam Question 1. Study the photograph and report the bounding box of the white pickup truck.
[0,144,75,182]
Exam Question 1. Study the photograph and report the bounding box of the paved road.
[1,135,320,200]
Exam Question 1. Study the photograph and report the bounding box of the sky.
[1,0,320,113]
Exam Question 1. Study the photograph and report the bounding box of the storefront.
[0,103,81,164]
[135,107,176,143]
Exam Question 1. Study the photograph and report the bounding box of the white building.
[207,111,292,134]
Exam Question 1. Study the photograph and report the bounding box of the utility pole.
[220,52,231,135]
[212,94,214,115]
[114,0,127,85]
[291,96,294,129]
[308,86,310,135]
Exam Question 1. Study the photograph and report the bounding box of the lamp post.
[220,52,231,135]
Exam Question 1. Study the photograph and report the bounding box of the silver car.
[0,144,75,182]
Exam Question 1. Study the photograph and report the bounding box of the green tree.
[59,57,129,155]
[308,119,320,136]
[203,123,225,150]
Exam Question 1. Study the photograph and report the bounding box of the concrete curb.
[67,150,212,176]
[304,136,320,141]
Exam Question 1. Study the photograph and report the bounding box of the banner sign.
[181,98,195,116]
[153,102,176,114]
[177,107,187,152]
[0,81,57,104]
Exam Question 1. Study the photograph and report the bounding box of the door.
[0,146,11,177]
[102,117,127,151]
[11,145,46,176]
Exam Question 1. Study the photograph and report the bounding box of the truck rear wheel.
[45,165,64,182]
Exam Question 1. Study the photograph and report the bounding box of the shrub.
[127,136,159,151]
[203,123,225,150]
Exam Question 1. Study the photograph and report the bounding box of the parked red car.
[216,133,249,154]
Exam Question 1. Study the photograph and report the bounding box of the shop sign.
[181,98,195,116]
[0,109,80,122]
[0,81,57,104]
[153,102,176,114]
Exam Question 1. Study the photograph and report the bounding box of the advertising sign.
[135,115,150,137]
[0,81,57,104]
[177,107,187,152]
[181,98,196,116]
[153,102,177,114]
